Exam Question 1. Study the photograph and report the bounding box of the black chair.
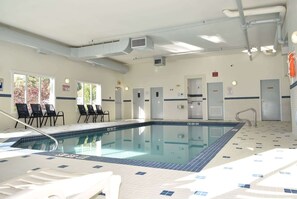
[77,105,89,123]
[95,105,110,122]
[30,104,47,127]
[15,103,33,128]
[86,104,98,123]
[44,104,65,126]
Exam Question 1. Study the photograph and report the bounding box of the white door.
[207,82,224,120]
[261,79,281,121]
[150,87,163,119]
[133,88,145,119]
[115,88,122,120]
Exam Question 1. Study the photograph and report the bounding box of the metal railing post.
[235,108,257,127]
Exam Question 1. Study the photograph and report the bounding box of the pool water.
[14,124,233,165]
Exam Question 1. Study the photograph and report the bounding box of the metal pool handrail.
[235,108,257,127]
[0,109,58,151]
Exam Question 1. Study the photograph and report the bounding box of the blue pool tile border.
[12,121,244,172]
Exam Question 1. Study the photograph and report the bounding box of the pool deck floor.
[0,120,296,199]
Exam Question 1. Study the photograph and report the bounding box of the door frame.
[150,87,164,119]
[260,79,281,121]
[185,74,206,120]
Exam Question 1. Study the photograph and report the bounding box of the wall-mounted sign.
[0,78,3,91]
[212,72,219,77]
[62,84,70,91]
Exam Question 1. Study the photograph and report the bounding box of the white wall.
[123,52,291,121]
[0,40,122,130]
[286,0,297,134]
[0,27,293,131]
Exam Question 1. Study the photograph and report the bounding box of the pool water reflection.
[15,124,233,165]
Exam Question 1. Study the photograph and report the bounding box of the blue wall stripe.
[120,96,289,102]
[164,98,187,101]
[0,94,11,98]
[102,99,115,102]
[56,97,76,100]
[282,96,290,99]
[225,96,259,100]
[188,94,203,97]
[290,81,297,89]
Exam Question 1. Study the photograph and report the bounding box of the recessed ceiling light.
[260,45,276,53]
[161,41,203,53]
[242,47,258,53]
[199,35,226,43]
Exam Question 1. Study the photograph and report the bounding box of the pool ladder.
[0,109,58,151]
[235,108,257,127]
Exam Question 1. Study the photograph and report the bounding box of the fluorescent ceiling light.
[242,47,258,53]
[199,35,226,43]
[260,45,276,53]
[161,42,203,53]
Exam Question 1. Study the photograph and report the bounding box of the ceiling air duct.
[131,36,154,50]
[71,38,132,59]
[0,25,131,73]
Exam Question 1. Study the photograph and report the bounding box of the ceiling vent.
[71,38,132,59]
[154,56,166,66]
[131,36,154,50]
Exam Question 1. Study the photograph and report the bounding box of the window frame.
[11,70,55,112]
[76,80,101,106]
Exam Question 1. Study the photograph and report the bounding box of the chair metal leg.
[84,115,90,123]
[77,115,82,123]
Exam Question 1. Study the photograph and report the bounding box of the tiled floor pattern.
[0,121,296,199]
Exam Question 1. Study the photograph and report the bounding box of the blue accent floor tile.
[58,165,68,168]
[93,165,103,169]
[194,191,208,196]
[160,190,174,196]
[0,160,8,163]
[239,184,250,189]
[135,171,146,175]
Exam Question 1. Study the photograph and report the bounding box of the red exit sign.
[212,71,218,77]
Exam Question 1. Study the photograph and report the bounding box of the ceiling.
[0,0,288,71]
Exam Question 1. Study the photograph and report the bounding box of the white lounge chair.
[0,168,121,199]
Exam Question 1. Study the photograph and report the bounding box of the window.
[13,73,55,109]
[77,81,101,105]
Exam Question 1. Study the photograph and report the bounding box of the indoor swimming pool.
[12,121,243,171]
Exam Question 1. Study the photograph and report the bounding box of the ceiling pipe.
[223,5,286,49]
[223,6,286,19]
[235,0,253,61]
[247,18,280,26]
